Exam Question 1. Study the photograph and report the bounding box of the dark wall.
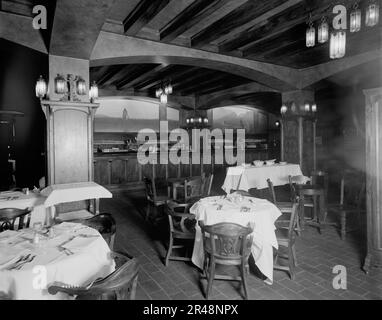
[0,39,48,188]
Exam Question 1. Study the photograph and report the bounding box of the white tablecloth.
[0,222,115,299]
[190,195,281,284]
[0,191,48,225]
[222,163,304,192]
[41,182,112,208]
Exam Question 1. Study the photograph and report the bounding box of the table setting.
[0,221,115,299]
[190,194,282,284]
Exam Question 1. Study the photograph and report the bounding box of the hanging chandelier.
[155,81,172,104]
[186,104,208,127]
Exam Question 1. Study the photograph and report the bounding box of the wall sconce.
[54,74,66,94]
[35,75,47,100]
[76,77,87,95]
[156,81,173,104]
[281,101,317,118]
[280,105,288,114]
[306,14,315,47]
[89,81,98,102]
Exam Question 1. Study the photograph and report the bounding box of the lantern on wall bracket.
[306,13,316,47]
[330,29,346,59]
[35,75,47,100]
[366,1,380,26]
[155,80,173,105]
[89,81,98,102]
[318,16,329,43]
[76,77,87,95]
[280,101,317,118]
[350,3,362,32]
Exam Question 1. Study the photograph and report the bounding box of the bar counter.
[93,148,273,190]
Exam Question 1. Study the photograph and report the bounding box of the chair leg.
[206,260,215,300]
[165,235,173,266]
[241,262,249,300]
[288,246,295,280]
[145,204,151,221]
[291,245,298,267]
[340,211,346,240]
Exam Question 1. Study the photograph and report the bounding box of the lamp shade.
[350,8,362,32]
[366,2,379,26]
[55,74,66,94]
[89,81,98,100]
[35,75,47,98]
[76,77,86,95]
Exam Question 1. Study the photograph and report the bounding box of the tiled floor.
[100,189,382,300]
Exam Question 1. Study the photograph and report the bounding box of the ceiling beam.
[215,0,303,50]
[116,64,170,90]
[179,0,249,40]
[159,0,233,42]
[190,0,286,49]
[298,49,382,89]
[0,11,47,53]
[96,65,126,86]
[123,0,170,36]
[91,32,300,91]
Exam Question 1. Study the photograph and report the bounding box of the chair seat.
[172,229,195,239]
[275,228,290,241]
[151,196,170,206]
[328,204,360,213]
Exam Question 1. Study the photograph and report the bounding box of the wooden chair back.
[0,208,31,232]
[166,201,196,237]
[288,175,298,202]
[339,172,366,208]
[311,170,329,198]
[267,178,277,204]
[82,213,116,250]
[202,173,214,197]
[143,176,157,202]
[287,200,300,243]
[184,177,203,202]
[199,221,253,262]
[48,252,139,300]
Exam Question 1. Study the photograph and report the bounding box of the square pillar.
[363,87,382,272]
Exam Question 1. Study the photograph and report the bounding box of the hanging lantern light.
[366,1,380,26]
[54,74,66,94]
[306,23,315,47]
[76,77,86,95]
[280,105,287,114]
[203,118,209,124]
[330,29,346,59]
[318,16,329,43]
[304,102,310,112]
[350,3,362,32]
[89,81,98,101]
[312,103,317,112]
[160,94,168,104]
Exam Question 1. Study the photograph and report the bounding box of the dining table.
[0,222,115,300]
[190,194,282,284]
[222,163,307,193]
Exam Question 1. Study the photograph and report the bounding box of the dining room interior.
[0,0,382,301]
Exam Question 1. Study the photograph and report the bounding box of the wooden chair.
[143,176,170,222]
[267,178,301,235]
[81,213,116,250]
[310,171,329,200]
[48,252,139,300]
[328,173,366,240]
[199,221,253,300]
[164,201,196,266]
[202,173,214,197]
[0,208,31,232]
[182,176,204,204]
[274,199,300,280]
